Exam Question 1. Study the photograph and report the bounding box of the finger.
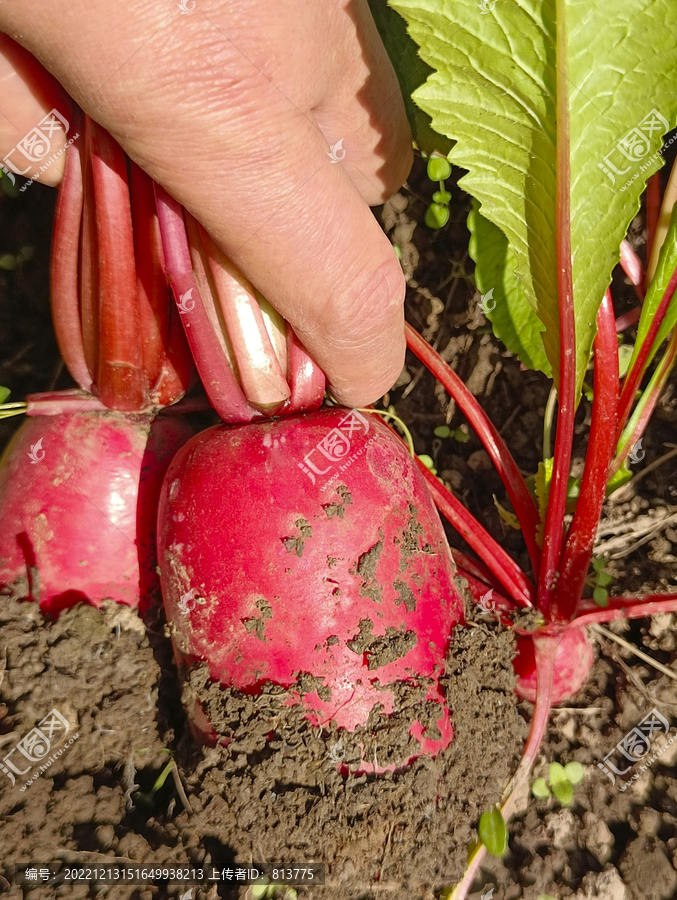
[312,0,413,206]
[0,34,69,186]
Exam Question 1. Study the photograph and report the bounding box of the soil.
[1,154,677,900]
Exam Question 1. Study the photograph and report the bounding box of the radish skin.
[158,408,464,768]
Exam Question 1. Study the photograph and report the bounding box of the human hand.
[0,0,412,407]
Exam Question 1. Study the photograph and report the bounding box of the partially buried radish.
[0,405,192,615]
[158,407,465,772]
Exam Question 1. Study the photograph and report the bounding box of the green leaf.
[630,202,677,376]
[593,587,609,607]
[0,387,10,405]
[552,779,574,806]
[469,201,551,376]
[493,495,521,531]
[368,0,452,157]
[607,459,632,494]
[548,762,568,786]
[532,777,551,799]
[564,761,585,785]
[427,157,451,182]
[425,203,450,229]
[618,343,634,378]
[478,805,508,856]
[388,0,677,401]
[434,425,451,438]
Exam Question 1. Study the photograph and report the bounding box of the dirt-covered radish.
[158,407,464,772]
[0,409,191,614]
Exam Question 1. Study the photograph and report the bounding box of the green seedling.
[532,761,585,806]
[476,805,508,858]
[131,756,177,810]
[425,156,452,229]
[591,558,613,607]
[434,424,470,443]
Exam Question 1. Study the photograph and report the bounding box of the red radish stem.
[154,187,261,423]
[154,185,324,421]
[415,458,534,607]
[49,104,91,392]
[88,116,146,410]
[405,322,541,578]
[552,291,618,622]
[619,239,646,296]
[613,328,677,475]
[617,258,677,435]
[198,223,291,411]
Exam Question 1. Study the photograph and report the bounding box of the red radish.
[0,406,192,614]
[512,627,593,704]
[158,407,464,770]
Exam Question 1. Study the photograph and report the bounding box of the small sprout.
[392,244,402,260]
[425,202,450,229]
[548,762,568,785]
[564,761,585,785]
[478,804,507,857]
[432,189,452,204]
[418,454,437,475]
[532,760,585,807]
[426,157,452,182]
[0,253,17,271]
[552,779,574,806]
[453,428,470,443]
[0,387,10,405]
[591,558,613,606]
[434,425,451,439]
[531,777,551,799]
